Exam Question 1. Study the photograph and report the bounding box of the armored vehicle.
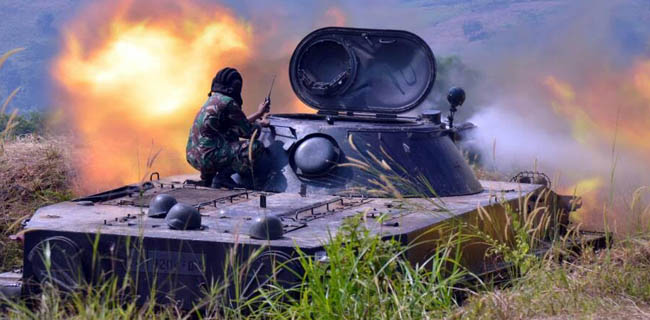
[3,27,589,308]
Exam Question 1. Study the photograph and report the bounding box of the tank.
[12,27,585,308]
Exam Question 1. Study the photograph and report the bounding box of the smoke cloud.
[463,0,650,231]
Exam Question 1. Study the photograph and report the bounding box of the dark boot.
[211,170,239,189]
[200,172,215,187]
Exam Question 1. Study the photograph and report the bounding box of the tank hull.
[21,175,556,308]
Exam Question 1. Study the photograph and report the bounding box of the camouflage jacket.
[186,92,259,171]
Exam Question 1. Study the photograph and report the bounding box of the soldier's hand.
[258,98,271,115]
[258,118,271,127]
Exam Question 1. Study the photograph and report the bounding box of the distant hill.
[0,0,81,112]
[0,0,647,112]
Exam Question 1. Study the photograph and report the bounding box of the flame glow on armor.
[52,0,252,192]
[560,177,604,226]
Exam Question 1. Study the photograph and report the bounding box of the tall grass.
[240,217,470,319]
[0,135,75,270]
[0,48,24,152]
[344,134,572,276]
[458,235,650,319]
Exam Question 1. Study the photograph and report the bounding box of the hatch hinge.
[375,113,397,119]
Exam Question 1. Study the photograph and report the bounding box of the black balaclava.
[210,67,243,105]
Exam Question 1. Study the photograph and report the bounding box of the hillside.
[0,0,81,112]
[4,0,648,113]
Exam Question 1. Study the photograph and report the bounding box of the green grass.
[240,218,469,319]
[458,236,650,319]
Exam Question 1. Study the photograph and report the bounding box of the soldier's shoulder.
[203,93,237,114]
[211,92,237,107]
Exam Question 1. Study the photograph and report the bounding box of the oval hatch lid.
[289,27,436,114]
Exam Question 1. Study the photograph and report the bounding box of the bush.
[0,135,75,270]
[0,111,48,137]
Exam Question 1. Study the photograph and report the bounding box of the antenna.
[265,75,276,104]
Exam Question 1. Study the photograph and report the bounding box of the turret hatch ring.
[295,38,358,98]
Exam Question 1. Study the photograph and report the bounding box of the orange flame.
[545,59,650,230]
[544,60,650,157]
[561,177,604,227]
[52,0,252,192]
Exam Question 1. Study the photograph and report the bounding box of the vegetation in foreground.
[0,135,75,270]
[459,236,650,319]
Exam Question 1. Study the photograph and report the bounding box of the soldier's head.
[210,67,243,105]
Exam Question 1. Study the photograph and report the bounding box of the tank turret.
[236,27,483,197]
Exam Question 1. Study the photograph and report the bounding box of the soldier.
[186,67,270,188]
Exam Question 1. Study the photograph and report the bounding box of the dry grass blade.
[378,174,402,198]
[1,48,24,151]
[366,150,384,168]
[630,186,650,232]
[347,133,359,153]
[379,159,391,171]
[1,99,20,152]
[344,156,370,166]
[1,87,20,115]
[139,141,162,182]
[338,162,371,170]
[1,109,18,142]
[248,128,259,164]
[341,156,371,170]
[146,147,162,169]
[477,204,493,224]
[0,48,24,72]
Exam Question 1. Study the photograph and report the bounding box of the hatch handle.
[378,39,396,44]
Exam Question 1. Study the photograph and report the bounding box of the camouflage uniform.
[186,92,264,179]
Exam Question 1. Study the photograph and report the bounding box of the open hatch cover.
[289,27,436,114]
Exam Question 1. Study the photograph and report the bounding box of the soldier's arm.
[201,106,222,137]
[226,102,260,139]
[247,99,270,122]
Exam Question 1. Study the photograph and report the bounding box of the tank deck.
[25,175,541,249]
